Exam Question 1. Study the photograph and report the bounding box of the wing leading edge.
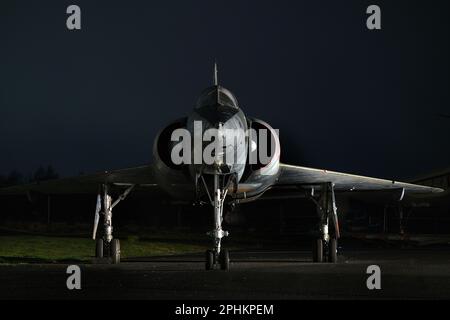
[0,165,156,195]
[277,163,444,194]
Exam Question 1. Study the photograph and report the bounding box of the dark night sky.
[1,0,449,180]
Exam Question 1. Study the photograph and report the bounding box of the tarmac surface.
[1,248,450,299]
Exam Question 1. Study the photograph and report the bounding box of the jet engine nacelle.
[244,118,281,179]
[234,118,281,201]
[152,118,194,200]
[153,118,187,171]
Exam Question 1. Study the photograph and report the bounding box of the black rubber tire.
[329,238,338,263]
[95,239,104,258]
[205,250,214,270]
[219,249,230,271]
[313,239,323,263]
[110,239,121,264]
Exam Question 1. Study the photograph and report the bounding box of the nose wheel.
[205,249,230,270]
[219,249,230,270]
[205,250,215,270]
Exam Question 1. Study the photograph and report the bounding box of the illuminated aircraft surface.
[1,64,442,270]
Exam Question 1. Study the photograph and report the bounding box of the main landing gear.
[92,184,134,264]
[310,183,340,263]
[201,174,231,270]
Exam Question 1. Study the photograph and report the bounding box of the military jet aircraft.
[0,63,443,270]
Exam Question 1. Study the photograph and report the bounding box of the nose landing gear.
[202,174,232,271]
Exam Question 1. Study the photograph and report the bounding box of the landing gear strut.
[311,183,340,263]
[204,174,230,270]
[92,184,134,264]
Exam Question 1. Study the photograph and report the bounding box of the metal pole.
[47,195,51,226]
[399,205,404,235]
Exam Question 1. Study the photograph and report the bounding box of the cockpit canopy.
[195,86,239,109]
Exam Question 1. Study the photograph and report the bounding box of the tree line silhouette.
[0,165,59,188]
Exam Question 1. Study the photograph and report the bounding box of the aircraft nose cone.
[186,102,248,180]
